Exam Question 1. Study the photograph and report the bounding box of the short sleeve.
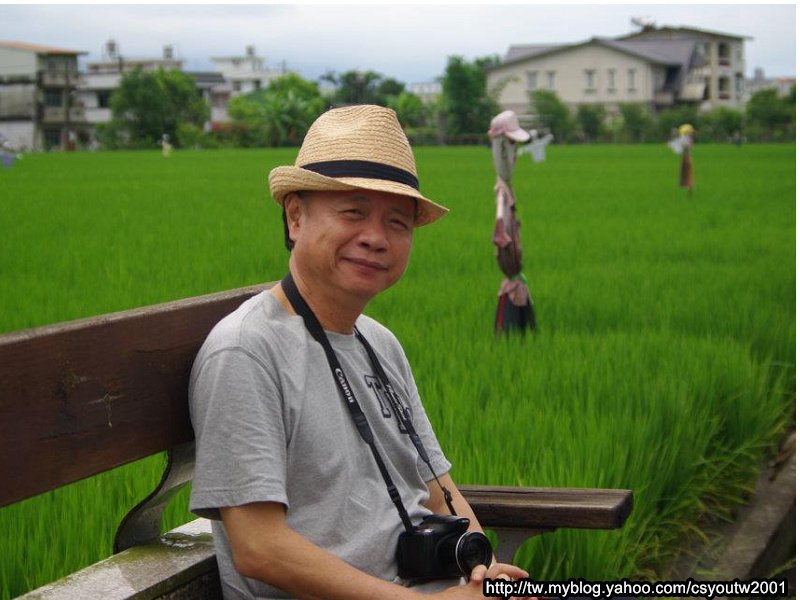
[189,347,289,520]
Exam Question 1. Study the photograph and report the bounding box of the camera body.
[396,514,493,580]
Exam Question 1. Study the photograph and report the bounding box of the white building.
[746,67,795,101]
[210,45,285,97]
[77,40,184,128]
[487,24,750,118]
[0,40,87,150]
[409,81,441,105]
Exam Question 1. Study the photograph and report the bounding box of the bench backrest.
[0,283,270,508]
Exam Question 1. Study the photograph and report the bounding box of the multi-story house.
[486,24,750,119]
[0,40,87,151]
[210,45,285,97]
[78,40,184,130]
[746,67,796,101]
[409,81,442,105]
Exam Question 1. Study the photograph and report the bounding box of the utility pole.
[64,58,71,150]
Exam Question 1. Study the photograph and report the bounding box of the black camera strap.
[353,328,457,516]
[281,272,456,532]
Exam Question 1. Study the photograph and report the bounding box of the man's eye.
[391,219,411,231]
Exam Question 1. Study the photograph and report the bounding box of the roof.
[489,37,695,71]
[0,40,87,55]
[617,25,752,42]
[505,44,564,62]
[210,55,262,62]
[600,38,697,67]
[187,71,226,86]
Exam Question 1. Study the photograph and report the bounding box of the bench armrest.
[461,485,633,562]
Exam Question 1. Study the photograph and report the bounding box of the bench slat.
[0,284,269,508]
[461,485,633,530]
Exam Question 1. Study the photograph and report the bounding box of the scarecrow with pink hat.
[488,110,537,333]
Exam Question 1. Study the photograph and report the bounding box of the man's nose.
[356,215,389,250]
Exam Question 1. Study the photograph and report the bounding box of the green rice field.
[0,143,795,597]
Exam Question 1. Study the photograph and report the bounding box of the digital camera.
[396,514,493,580]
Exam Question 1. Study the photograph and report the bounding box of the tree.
[745,88,794,140]
[440,55,500,137]
[321,70,404,107]
[387,92,428,129]
[376,78,406,102]
[698,106,743,142]
[617,102,653,143]
[108,68,209,148]
[655,105,698,140]
[575,104,606,142]
[530,90,573,143]
[228,73,325,146]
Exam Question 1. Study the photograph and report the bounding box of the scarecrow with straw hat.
[668,123,696,196]
[189,105,527,599]
[488,110,537,334]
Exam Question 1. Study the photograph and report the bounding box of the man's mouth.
[344,257,388,272]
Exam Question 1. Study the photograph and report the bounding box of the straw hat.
[269,105,448,226]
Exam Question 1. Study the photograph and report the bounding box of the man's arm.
[222,502,418,600]
[221,501,510,600]
[424,472,484,536]
[424,473,529,585]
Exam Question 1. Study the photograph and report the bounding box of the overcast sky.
[1,3,795,85]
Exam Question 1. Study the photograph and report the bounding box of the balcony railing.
[38,71,85,88]
[40,106,86,124]
[653,90,675,105]
[0,104,35,119]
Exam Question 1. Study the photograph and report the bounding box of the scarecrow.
[668,123,695,195]
[488,110,536,334]
[0,133,19,168]
[160,133,173,158]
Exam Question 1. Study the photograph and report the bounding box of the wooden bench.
[0,282,633,599]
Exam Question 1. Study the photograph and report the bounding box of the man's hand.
[429,562,529,599]
[469,561,529,584]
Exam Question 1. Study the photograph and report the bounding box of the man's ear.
[284,192,305,245]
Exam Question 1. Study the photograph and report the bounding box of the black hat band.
[300,160,419,191]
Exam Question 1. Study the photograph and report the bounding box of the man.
[189,105,526,599]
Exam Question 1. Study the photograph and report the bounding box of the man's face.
[286,189,416,305]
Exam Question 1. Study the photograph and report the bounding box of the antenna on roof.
[631,16,656,30]
[104,39,118,60]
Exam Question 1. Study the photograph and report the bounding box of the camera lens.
[454,532,493,575]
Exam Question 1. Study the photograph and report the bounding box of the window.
[607,69,616,91]
[233,81,242,92]
[547,71,555,89]
[44,90,63,107]
[628,68,637,91]
[585,69,596,91]
[526,71,538,90]
[718,76,731,99]
[97,90,111,108]
[44,128,61,149]
[718,42,730,66]
[734,73,744,94]
[254,79,262,90]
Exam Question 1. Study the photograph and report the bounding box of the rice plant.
[0,143,794,597]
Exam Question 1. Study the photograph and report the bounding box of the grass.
[0,143,794,597]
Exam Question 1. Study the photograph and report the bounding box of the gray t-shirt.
[189,291,454,599]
